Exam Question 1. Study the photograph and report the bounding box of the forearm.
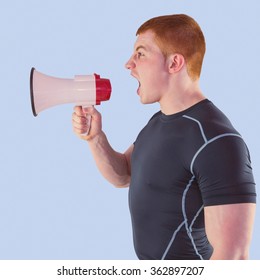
[87,131,131,188]
[209,248,249,260]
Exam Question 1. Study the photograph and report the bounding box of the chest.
[131,120,201,191]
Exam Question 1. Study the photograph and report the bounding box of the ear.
[167,54,185,74]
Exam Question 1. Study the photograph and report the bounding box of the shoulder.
[148,111,161,122]
[182,100,240,140]
[192,135,256,206]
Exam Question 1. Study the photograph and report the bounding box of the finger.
[72,112,87,124]
[73,126,87,136]
[73,106,85,116]
[72,120,87,130]
[72,111,92,129]
[72,119,90,132]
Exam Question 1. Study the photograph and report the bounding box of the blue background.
[0,0,259,259]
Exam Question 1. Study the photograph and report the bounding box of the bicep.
[204,203,256,259]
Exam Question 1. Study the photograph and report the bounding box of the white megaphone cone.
[30,67,112,116]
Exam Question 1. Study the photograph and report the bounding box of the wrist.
[85,130,105,144]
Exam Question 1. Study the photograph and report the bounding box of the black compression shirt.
[129,99,256,260]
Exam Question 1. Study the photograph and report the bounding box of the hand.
[72,106,102,141]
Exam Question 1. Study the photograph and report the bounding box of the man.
[72,14,256,260]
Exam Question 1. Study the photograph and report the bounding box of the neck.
[159,75,206,115]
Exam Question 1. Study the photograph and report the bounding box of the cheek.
[146,70,165,90]
[142,80,163,102]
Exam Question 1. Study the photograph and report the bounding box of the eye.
[137,51,144,59]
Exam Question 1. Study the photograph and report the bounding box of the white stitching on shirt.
[161,117,242,260]
[161,220,186,260]
[189,205,204,232]
[161,176,204,260]
[190,133,242,175]
[182,175,204,260]
[183,115,208,143]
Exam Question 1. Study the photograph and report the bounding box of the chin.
[140,98,155,105]
[139,95,148,104]
[139,90,157,104]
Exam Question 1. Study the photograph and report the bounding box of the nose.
[125,55,135,70]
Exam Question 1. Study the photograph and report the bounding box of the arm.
[72,106,133,188]
[88,133,133,188]
[204,203,256,259]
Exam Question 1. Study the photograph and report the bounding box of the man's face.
[125,30,169,104]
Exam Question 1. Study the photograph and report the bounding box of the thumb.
[82,105,94,114]
[82,106,101,122]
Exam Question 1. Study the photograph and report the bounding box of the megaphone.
[30,67,111,117]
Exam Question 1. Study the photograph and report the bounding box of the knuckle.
[80,116,87,125]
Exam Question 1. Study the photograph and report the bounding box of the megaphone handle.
[81,105,92,136]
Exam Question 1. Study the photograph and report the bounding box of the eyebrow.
[135,45,148,52]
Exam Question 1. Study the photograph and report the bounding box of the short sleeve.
[192,135,256,206]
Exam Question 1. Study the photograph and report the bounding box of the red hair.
[136,14,206,80]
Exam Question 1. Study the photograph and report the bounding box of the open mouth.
[131,73,141,95]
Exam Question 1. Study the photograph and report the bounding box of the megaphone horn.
[30,68,112,116]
